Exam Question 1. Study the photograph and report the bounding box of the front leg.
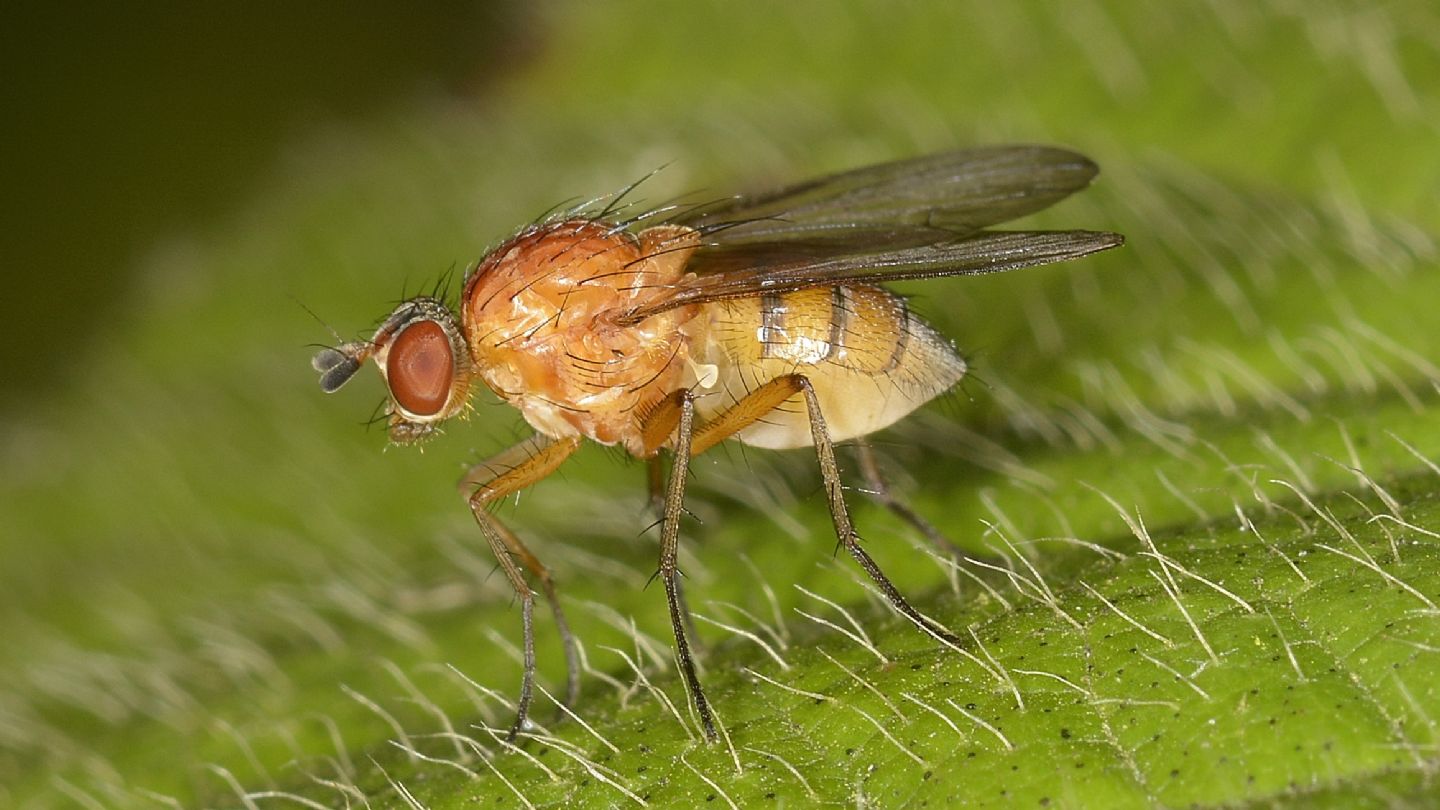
[459,434,582,740]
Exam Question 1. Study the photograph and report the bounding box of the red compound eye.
[387,320,454,416]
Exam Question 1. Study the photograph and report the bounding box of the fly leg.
[638,376,961,742]
[647,457,701,653]
[782,378,964,647]
[459,434,583,740]
[639,389,719,738]
[684,376,962,640]
[852,437,994,562]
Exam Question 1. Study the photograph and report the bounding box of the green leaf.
[4,1,1440,807]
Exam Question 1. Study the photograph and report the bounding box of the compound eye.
[387,320,454,417]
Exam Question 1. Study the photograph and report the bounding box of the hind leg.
[851,436,1000,562]
[640,375,962,740]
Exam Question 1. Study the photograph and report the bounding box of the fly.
[312,145,1124,741]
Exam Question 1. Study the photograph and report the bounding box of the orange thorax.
[462,220,701,454]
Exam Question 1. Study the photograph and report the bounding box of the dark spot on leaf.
[1060,728,1071,739]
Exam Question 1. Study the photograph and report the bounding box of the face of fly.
[312,297,475,444]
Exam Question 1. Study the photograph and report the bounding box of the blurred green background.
[0,2,524,411]
[3,1,1440,807]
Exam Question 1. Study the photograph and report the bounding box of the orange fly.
[312,146,1123,740]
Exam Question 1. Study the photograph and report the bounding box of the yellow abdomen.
[688,285,966,449]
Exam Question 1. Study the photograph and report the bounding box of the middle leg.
[647,455,701,654]
[643,389,716,738]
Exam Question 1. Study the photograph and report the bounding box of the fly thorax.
[462,219,702,448]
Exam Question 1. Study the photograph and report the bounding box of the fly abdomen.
[693,285,967,449]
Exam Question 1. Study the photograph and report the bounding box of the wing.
[674,144,1102,244]
[616,146,1122,324]
[620,229,1122,324]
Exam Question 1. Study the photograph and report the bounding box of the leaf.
[3,1,1440,808]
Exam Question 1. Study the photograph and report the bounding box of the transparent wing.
[675,144,1101,245]
[616,146,1121,323]
[619,228,1122,324]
